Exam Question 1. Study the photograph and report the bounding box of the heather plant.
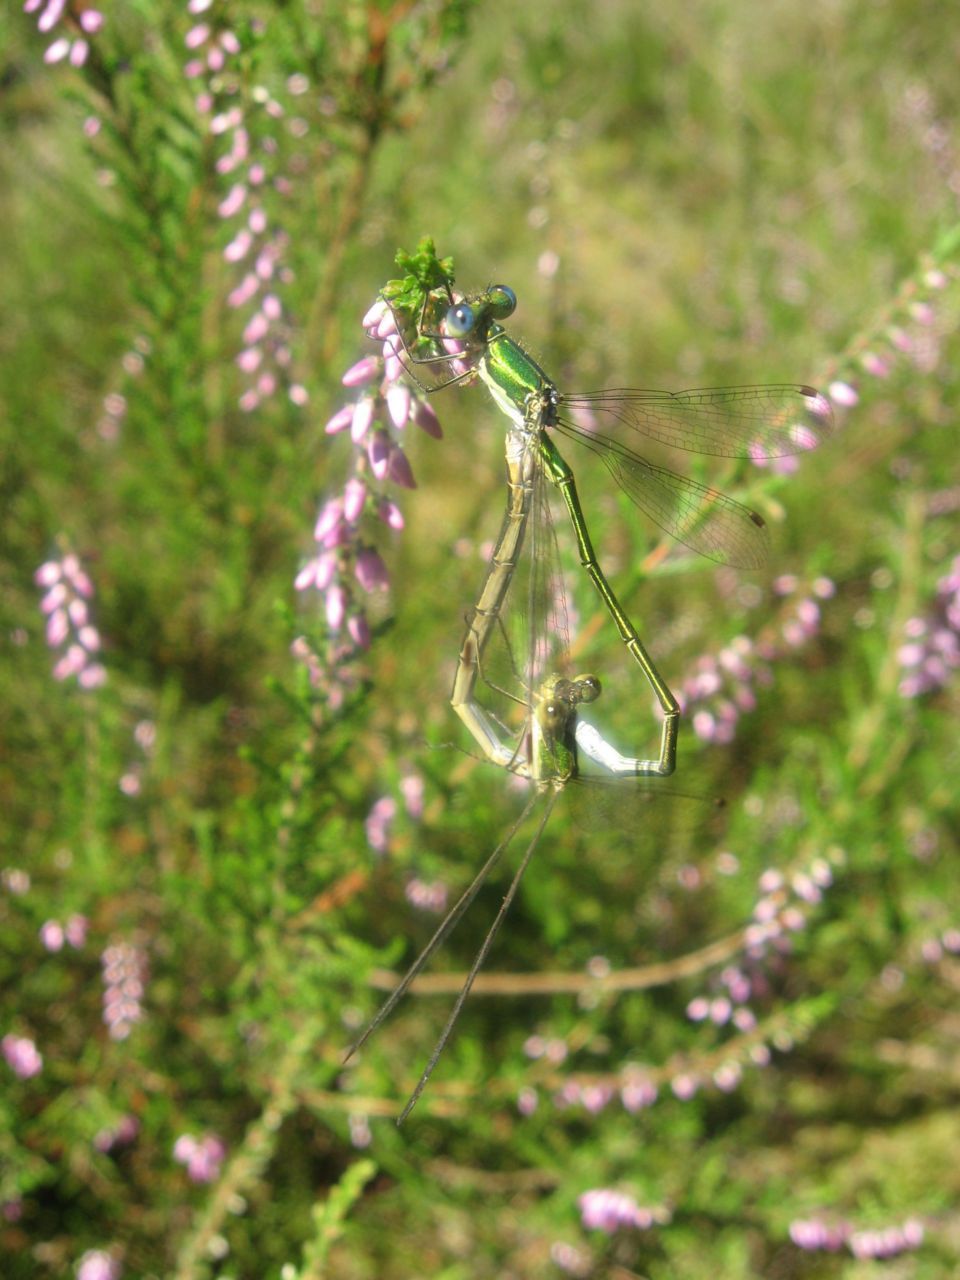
[2,3,960,1279]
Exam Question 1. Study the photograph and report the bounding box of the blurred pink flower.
[3,1033,43,1079]
[173,1133,226,1183]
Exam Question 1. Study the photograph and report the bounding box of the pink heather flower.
[517,1087,538,1116]
[362,299,388,331]
[686,996,709,1021]
[314,498,345,545]
[236,346,261,373]
[342,356,380,387]
[325,404,353,435]
[119,771,142,796]
[76,1249,121,1280]
[294,553,335,593]
[523,1035,545,1059]
[860,351,890,378]
[709,996,732,1025]
[578,1189,662,1234]
[554,1080,582,1108]
[66,913,89,947]
[386,383,411,428]
[351,398,375,443]
[789,1218,850,1252]
[101,942,146,1041]
[3,1033,43,1079]
[185,23,210,49]
[581,1084,614,1114]
[405,878,448,913]
[375,308,398,339]
[383,342,403,382]
[38,551,107,688]
[35,560,61,587]
[692,709,716,741]
[343,478,367,522]
[713,1062,742,1092]
[173,1133,226,1183]
[78,661,107,689]
[227,274,259,308]
[47,611,69,646]
[44,38,70,63]
[411,397,443,438]
[387,445,417,490]
[378,498,404,530]
[399,772,425,819]
[355,547,389,591]
[365,795,396,854]
[888,325,913,353]
[40,919,65,951]
[224,230,252,262]
[910,301,935,325]
[670,1072,699,1100]
[325,584,346,631]
[37,0,67,31]
[41,584,67,614]
[368,429,390,478]
[620,1075,657,1112]
[347,613,370,649]
[543,1038,568,1065]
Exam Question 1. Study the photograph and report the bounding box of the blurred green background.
[2,1,959,1277]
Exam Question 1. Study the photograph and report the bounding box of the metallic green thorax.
[477,331,554,429]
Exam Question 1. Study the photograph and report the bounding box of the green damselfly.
[378,260,834,778]
[345,390,716,1121]
[345,663,682,1123]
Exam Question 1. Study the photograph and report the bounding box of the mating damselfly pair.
[343,239,833,1118]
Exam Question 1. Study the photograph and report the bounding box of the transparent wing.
[475,454,575,726]
[525,466,574,687]
[556,418,770,569]
[560,384,834,460]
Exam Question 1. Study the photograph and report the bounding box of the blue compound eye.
[488,285,517,319]
[444,302,475,337]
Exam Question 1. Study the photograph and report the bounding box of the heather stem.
[171,1018,320,1280]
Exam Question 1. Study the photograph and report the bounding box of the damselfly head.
[443,285,517,343]
[570,673,602,705]
[444,301,475,338]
